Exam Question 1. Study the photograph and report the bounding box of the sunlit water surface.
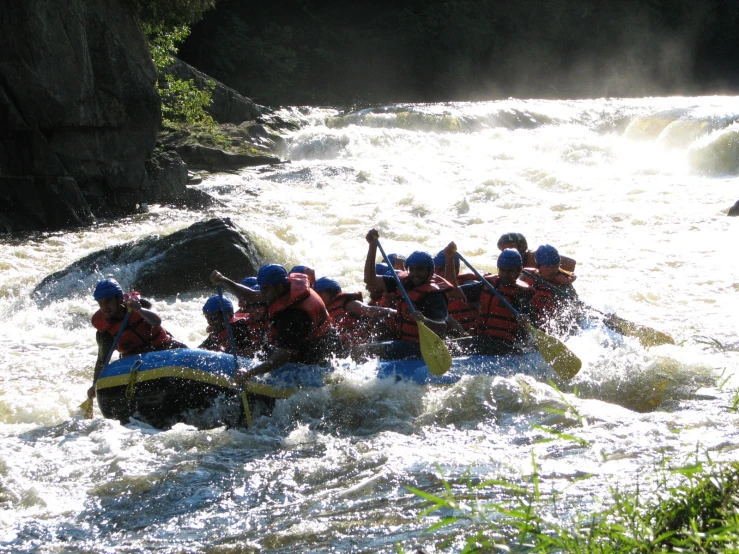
[1,96,738,552]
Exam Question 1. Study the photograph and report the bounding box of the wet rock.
[0,0,160,232]
[33,218,262,302]
[146,150,188,203]
[729,200,739,217]
[174,144,282,170]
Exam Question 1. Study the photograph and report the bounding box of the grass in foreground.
[406,460,739,553]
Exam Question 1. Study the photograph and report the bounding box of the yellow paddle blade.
[418,321,453,376]
[79,398,94,419]
[526,323,581,380]
[244,381,297,399]
[609,317,675,348]
[240,391,253,428]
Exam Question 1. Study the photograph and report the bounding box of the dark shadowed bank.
[0,0,285,234]
[180,0,739,105]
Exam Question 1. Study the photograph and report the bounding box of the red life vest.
[447,273,479,334]
[522,268,577,325]
[475,274,530,344]
[457,273,478,285]
[92,309,171,358]
[395,273,453,343]
[235,302,271,345]
[326,291,367,347]
[206,316,245,354]
[267,273,330,341]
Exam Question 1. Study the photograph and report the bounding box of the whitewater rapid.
[0,96,738,552]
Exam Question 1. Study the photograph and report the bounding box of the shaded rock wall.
[0,0,160,232]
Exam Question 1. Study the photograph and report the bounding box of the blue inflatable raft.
[95,348,553,429]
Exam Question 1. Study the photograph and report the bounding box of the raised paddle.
[217,285,252,428]
[521,269,674,348]
[375,238,453,376]
[80,300,134,419]
[457,254,582,380]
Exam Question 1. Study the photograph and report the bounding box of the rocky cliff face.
[0,0,160,233]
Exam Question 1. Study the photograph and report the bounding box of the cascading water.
[0,96,738,552]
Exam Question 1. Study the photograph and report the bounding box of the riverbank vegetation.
[179,0,739,105]
[411,458,739,553]
[404,388,739,552]
[405,458,739,552]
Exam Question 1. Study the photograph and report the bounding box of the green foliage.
[159,75,215,127]
[142,22,216,128]
[407,459,739,552]
[144,23,191,70]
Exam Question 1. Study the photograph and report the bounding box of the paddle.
[80,303,133,419]
[456,254,582,380]
[375,238,453,376]
[521,270,674,348]
[218,285,252,427]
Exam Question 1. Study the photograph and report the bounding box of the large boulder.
[33,218,262,303]
[729,200,739,217]
[174,144,281,170]
[163,58,263,124]
[0,0,160,232]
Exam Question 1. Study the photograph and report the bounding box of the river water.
[1,96,738,552]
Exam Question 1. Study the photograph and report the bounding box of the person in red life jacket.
[359,229,453,359]
[198,295,262,357]
[497,232,577,273]
[234,276,271,353]
[364,264,401,340]
[314,276,397,348]
[521,244,582,334]
[87,279,186,400]
[210,264,343,384]
[434,248,479,337]
[446,247,535,355]
[289,265,316,286]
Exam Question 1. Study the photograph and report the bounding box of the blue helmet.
[93,279,123,301]
[535,244,561,267]
[433,250,460,270]
[257,264,289,287]
[203,295,233,316]
[240,276,260,290]
[375,262,391,275]
[497,248,523,269]
[405,251,435,272]
[314,277,342,294]
[289,265,309,275]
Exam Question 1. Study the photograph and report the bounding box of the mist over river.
[1,96,738,552]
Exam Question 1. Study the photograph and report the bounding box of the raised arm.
[363,229,386,291]
[444,241,466,301]
[210,270,268,303]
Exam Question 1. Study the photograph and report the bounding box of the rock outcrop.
[0,0,160,233]
[163,59,263,124]
[33,218,262,302]
[729,200,739,217]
